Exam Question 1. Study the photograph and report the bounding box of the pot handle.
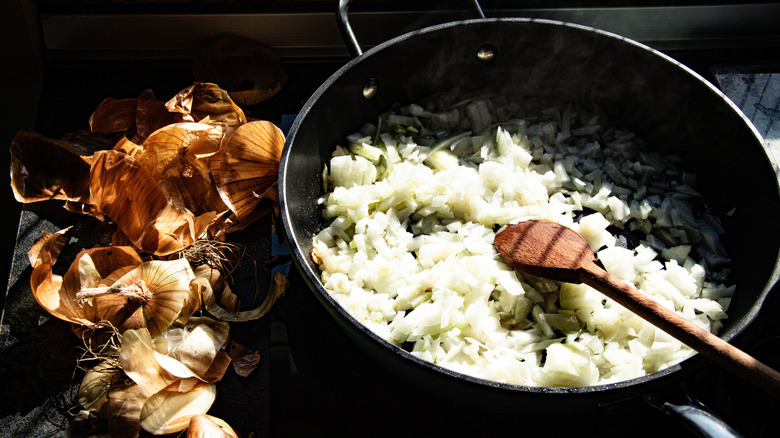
[337,0,486,57]
[336,0,361,57]
[648,393,745,438]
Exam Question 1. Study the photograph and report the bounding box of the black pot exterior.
[279,18,780,410]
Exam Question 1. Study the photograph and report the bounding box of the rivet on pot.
[476,44,497,62]
[363,78,379,99]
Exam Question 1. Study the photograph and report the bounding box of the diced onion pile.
[311,94,734,387]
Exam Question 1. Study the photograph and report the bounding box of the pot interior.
[279,18,780,403]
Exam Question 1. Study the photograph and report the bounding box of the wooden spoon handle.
[581,262,780,399]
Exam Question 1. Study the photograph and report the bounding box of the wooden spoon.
[494,219,780,399]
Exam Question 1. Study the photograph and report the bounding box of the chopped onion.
[312,95,733,388]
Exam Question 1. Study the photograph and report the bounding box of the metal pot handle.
[336,0,361,57]
[648,393,745,438]
[337,0,485,57]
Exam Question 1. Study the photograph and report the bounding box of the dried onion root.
[180,239,247,277]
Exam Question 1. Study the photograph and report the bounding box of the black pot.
[278,4,780,430]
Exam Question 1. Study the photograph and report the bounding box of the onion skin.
[187,414,239,438]
[192,35,287,107]
[10,131,91,204]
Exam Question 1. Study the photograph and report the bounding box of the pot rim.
[278,16,780,397]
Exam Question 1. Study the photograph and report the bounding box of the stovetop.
[1,7,780,437]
